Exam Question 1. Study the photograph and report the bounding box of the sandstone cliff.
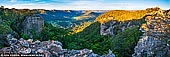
[132,7,170,57]
[22,15,44,39]
[100,19,143,36]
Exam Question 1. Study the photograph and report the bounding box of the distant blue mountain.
[39,10,104,28]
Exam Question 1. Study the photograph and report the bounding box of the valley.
[39,10,105,28]
[0,6,170,57]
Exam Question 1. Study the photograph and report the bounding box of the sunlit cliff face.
[96,10,147,24]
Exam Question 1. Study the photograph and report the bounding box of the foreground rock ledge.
[0,34,115,57]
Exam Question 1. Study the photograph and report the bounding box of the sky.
[0,0,169,10]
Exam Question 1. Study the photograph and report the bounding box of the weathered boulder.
[6,34,18,45]
[8,38,17,45]
[20,47,31,54]
[105,49,115,57]
[37,48,44,53]
[18,38,29,47]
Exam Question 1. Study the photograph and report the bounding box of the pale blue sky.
[0,0,169,10]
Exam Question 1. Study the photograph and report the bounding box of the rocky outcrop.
[132,7,170,57]
[0,34,115,57]
[100,20,141,35]
[22,15,44,38]
[100,20,116,35]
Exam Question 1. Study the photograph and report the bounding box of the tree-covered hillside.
[62,21,143,57]
[96,10,147,23]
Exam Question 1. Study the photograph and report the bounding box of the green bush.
[21,32,29,40]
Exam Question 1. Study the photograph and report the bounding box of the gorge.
[0,6,170,57]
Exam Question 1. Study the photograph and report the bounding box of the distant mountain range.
[39,10,107,28]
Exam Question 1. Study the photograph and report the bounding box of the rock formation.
[100,20,116,35]
[132,7,170,57]
[100,20,141,35]
[22,15,44,38]
[0,34,115,57]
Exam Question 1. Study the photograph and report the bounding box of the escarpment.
[132,7,170,57]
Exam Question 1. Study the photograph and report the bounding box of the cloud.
[53,1,134,10]
[3,0,170,10]
[10,0,17,2]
